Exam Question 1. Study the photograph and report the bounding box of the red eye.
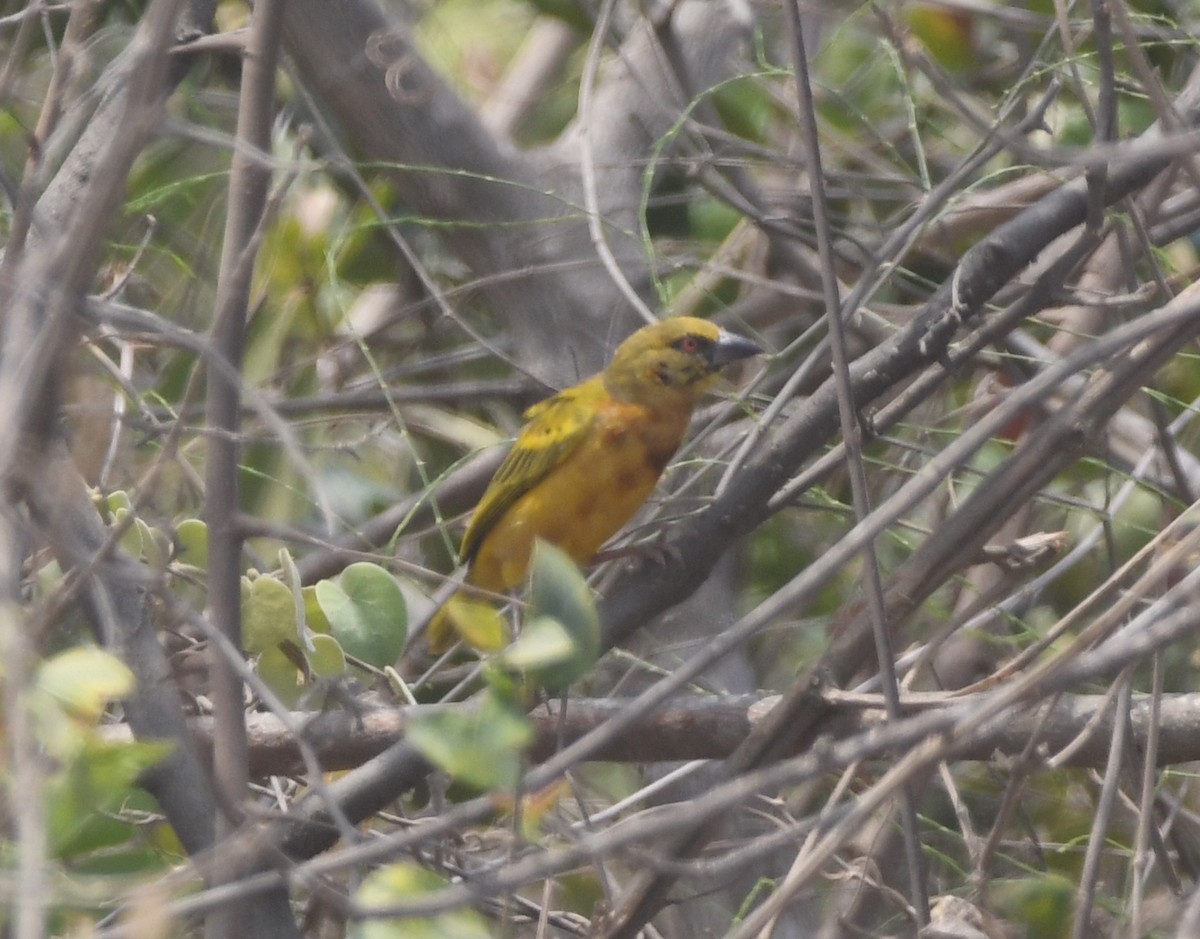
[680,336,700,354]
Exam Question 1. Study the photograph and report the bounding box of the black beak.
[710,328,763,368]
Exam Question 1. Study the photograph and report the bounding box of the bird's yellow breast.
[466,396,690,593]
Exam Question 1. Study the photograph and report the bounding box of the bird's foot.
[594,534,681,570]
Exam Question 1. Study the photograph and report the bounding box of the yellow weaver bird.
[429,316,762,652]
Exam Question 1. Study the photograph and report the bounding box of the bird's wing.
[459,381,600,564]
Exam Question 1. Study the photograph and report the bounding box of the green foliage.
[351,863,491,939]
[30,648,174,866]
[406,687,534,792]
[174,518,209,570]
[36,646,134,729]
[243,571,299,656]
[990,875,1076,939]
[48,738,174,860]
[711,75,779,144]
[314,562,408,668]
[500,539,600,690]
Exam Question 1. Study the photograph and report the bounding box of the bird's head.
[603,316,762,406]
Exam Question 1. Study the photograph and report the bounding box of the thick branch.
[99,690,1200,776]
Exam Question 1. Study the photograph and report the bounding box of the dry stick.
[481,16,577,137]
[88,293,350,552]
[0,1,41,108]
[973,699,1059,904]
[782,0,928,925]
[1072,672,1132,939]
[604,94,1130,937]
[1,6,298,938]
[385,570,1200,924]
[279,0,673,385]
[202,2,285,938]
[0,10,104,939]
[4,0,104,258]
[1181,886,1200,939]
[1,516,45,939]
[1130,653,1171,935]
[1090,0,1117,146]
[578,0,657,326]
[768,226,1101,518]
[954,500,1200,705]
[280,60,536,573]
[1108,0,1200,201]
[180,606,362,845]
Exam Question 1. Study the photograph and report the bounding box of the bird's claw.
[594,533,681,570]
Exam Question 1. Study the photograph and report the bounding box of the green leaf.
[256,644,306,708]
[37,647,134,723]
[315,563,407,668]
[688,196,742,244]
[305,633,347,677]
[506,540,600,690]
[502,616,574,669]
[242,574,298,655]
[303,584,332,634]
[407,689,533,791]
[351,863,490,939]
[175,518,208,569]
[143,521,173,570]
[990,875,1074,939]
[113,507,143,558]
[278,547,315,651]
[48,738,173,859]
[105,490,133,517]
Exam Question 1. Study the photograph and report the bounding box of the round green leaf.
[141,520,171,570]
[502,616,574,669]
[990,875,1075,939]
[315,563,407,668]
